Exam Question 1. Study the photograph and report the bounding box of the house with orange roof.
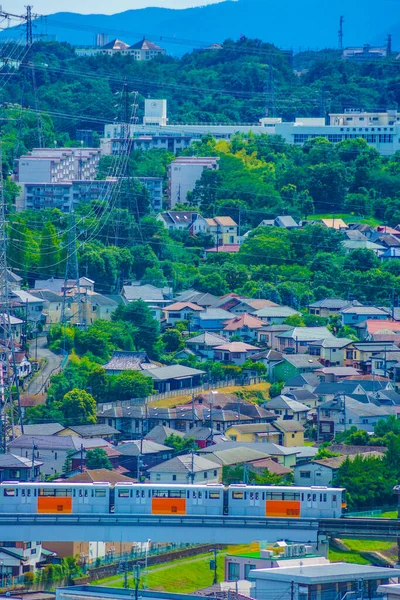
[222,313,266,341]
[162,301,204,326]
[204,216,239,245]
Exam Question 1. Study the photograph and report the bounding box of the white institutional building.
[101,101,400,157]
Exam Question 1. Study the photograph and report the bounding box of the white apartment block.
[101,100,400,157]
[18,148,101,184]
[168,157,219,207]
[76,38,166,60]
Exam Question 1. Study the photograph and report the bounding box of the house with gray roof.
[283,373,320,393]
[308,298,361,318]
[272,354,322,382]
[254,306,301,324]
[174,289,219,308]
[144,364,206,393]
[23,423,64,436]
[121,284,172,312]
[0,453,42,481]
[294,451,384,486]
[265,396,310,423]
[198,441,298,467]
[317,396,391,439]
[197,307,234,331]
[276,327,334,353]
[148,453,222,483]
[103,351,155,375]
[185,332,228,359]
[340,305,390,326]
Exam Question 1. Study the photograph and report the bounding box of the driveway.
[27,335,64,395]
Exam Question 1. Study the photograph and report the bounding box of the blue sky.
[13,0,225,16]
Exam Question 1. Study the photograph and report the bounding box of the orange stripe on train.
[266,500,301,518]
[151,498,186,515]
[38,497,72,514]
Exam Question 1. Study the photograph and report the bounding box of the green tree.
[59,388,97,425]
[108,371,154,401]
[162,328,184,353]
[269,382,283,398]
[114,300,162,359]
[86,448,112,470]
[39,221,60,274]
[164,434,197,453]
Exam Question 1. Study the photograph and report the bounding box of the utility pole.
[265,56,275,118]
[387,34,392,57]
[0,141,23,447]
[209,549,217,585]
[61,205,84,328]
[338,16,344,51]
[134,562,141,600]
[0,7,38,47]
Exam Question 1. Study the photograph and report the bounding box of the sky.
[12,0,226,16]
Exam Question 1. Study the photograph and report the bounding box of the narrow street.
[26,336,63,396]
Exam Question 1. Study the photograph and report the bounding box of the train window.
[301,494,304,501]
[152,490,168,498]
[198,491,202,499]
[118,490,130,498]
[169,490,185,498]
[209,492,220,499]
[320,494,322,502]
[187,491,190,499]
[205,492,208,499]
[136,491,140,498]
[266,492,284,500]
[95,490,106,497]
[312,494,316,502]
[232,492,243,500]
[255,492,259,500]
[244,493,247,500]
[333,494,337,502]
[22,489,25,496]
[307,494,312,501]
[262,492,265,500]
[250,492,254,500]
[142,490,145,498]
[193,491,197,498]
[39,488,72,497]
[323,494,327,503]
[4,488,15,497]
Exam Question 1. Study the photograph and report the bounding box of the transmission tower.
[0,6,38,47]
[265,56,275,118]
[61,207,84,328]
[0,144,23,448]
[338,16,344,51]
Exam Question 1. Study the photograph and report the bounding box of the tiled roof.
[8,435,111,451]
[214,342,258,352]
[341,306,388,315]
[255,306,300,318]
[122,284,166,302]
[23,423,64,436]
[66,469,134,483]
[148,454,220,473]
[129,38,164,51]
[273,419,305,432]
[103,351,154,372]
[313,451,384,470]
[281,355,322,369]
[199,308,234,320]
[186,332,228,346]
[223,313,265,331]
[0,453,42,468]
[68,424,120,436]
[266,396,309,413]
[163,302,204,312]
[277,327,333,341]
[144,365,205,381]
[145,425,185,443]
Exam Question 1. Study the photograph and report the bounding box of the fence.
[346,505,397,518]
[98,376,266,409]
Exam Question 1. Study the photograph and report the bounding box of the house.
[7,269,22,291]
[117,440,174,474]
[197,308,234,331]
[222,313,266,341]
[313,366,361,382]
[272,420,305,446]
[83,292,118,323]
[163,302,204,326]
[0,541,45,579]
[275,327,334,353]
[30,290,62,324]
[34,276,94,294]
[344,341,399,371]
[320,218,348,230]
[272,355,322,382]
[58,424,120,441]
[157,211,200,231]
[380,247,400,260]
[265,396,309,423]
[284,389,319,409]
[167,157,219,206]
[342,239,385,255]
[294,451,384,486]
[254,306,301,324]
[144,364,206,393]
[217,297,279,316]
[259,216,299,229]
[7,435,113,476]
[0,315,24,345]
[198,441,298,468]
[362,319,400,341]
[184,426,218,448]
[103,351,155,375]
[250,349,283,379]
[65,469,135,484]
[225,423,281,444]
[213,342,259,365]
[69,442,121,472]
[10,290,44,324]
[185,331,228,359]
[307,337,354,366]
[308,298,358,317]
[317,396,391,439]
[121,284,172,309]
[148,454,222,483]
[257,324,293,349]
[251,563,400,600]
[23,423,65,435]
[371,351,400,378]
[340,305,389,326]
[283,373,320,393]
[174,289,219,308]
[204,216,239,245]
[144,425,185,445]
[0,453,42,481]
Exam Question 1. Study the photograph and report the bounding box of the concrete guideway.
[0,514,321,544]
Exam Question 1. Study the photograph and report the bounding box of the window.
[209,491,220,499]
[245,564,256,580]
[300,471,311,478]
[232,491,244,499]
[214,470,217,476]
[118,489,130,498]
[204,472,208,479]
[95,489,106,497]
[228,562,240,581]
[152,489,186,498]
[172,474,177,481]
[39,488,72,497]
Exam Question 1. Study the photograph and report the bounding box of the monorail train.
[0,482,345,519]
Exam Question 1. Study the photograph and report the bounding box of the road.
[27,336,63,395]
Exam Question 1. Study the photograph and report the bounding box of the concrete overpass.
[0,515,399,544]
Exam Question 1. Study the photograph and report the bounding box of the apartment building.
[17,148,101,183]
[168,157,219,206]
[76,38,165,60]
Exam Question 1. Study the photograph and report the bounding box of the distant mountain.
[5,0,399,54]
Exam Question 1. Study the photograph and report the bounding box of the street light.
[209,548,217,585]
[0,560,4,588]
[144,538,151,589]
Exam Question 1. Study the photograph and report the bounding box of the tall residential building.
[17,148,101,183]
[167,157,219,207]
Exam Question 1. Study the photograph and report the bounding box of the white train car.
[227,485,345,519]
[114,483,225,516]
[0,482,111,514]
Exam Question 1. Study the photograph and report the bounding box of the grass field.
[305,214,380,226]
[329,539,395,565]
[151,382,270,408]
[380,511,398,518]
